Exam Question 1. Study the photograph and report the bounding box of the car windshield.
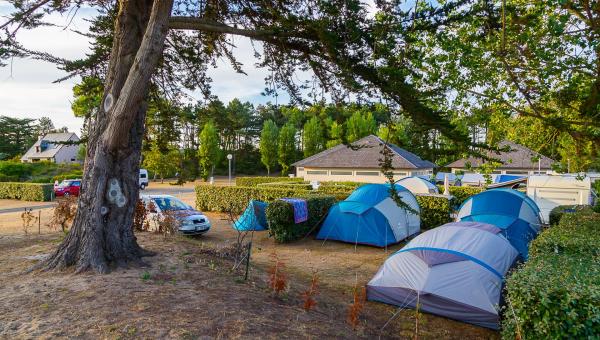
[152,197,190,211]
[58,181,73,188]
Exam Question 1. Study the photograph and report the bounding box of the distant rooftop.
[292,135,436,169]
[446,140,555,169]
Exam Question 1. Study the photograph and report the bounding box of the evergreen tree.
[260,120,279,175]
[198,121,220,180]
[278,123,297,176]
[302,116,324,157]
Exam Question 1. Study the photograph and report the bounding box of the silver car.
[140,194,211,235]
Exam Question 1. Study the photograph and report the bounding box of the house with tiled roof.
[446,140,556,175]
[21,133,80,164]
[292,135,436,183]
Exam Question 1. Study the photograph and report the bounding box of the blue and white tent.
[367,221,519,329]
[316,184,420,247]
[233,200,268,231]
[397,176,439,195]
[457,188,542,259]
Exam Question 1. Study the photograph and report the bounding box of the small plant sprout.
[20,208,38,236]
[301,271,319,312]
[268,252,287,297]
[347,276,366,331]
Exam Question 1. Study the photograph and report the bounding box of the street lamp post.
[227,154,233,185]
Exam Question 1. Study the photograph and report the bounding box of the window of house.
[70,158,76,162]
[331,170,353,176]
[306,170,328,175]
[393,172,408,177]
[297,167,304,171]
[356,171,379,176]
[492,171,502,174]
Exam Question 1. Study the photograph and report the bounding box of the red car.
[54,179,82,197]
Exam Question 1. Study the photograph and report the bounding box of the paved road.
[0,203,56,214]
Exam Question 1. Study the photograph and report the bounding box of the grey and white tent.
[396,176,439,195]
[367,221,519,329]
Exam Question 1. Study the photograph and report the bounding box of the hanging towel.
[280,198,308,223]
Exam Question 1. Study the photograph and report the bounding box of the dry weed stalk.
[414,294,420,340]
[20,208,38,236]
[49,196,77,233]
[301,271,319,311]
[158,210,178,236]
[347,281,366,330]
[268,252,287,297]
[133,199,149,231]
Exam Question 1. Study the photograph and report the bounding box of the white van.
[527,175,592,223]
[139,169,149,190]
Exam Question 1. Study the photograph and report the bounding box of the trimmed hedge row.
[196,185,315,213]
[257,182,314,190]
[266,196,336,243]
[0,182,54,201]
[502,208,600,339]
[235,176,303,187]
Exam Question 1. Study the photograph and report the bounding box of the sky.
[0,5,294,134]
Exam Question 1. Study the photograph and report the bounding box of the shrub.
[548,204,589,225]
[257,181,314,190]
[502,209,600,339]
[196,185,314,213]
[415,194,454,230]
[235,176,303,187]
[266,196,336,243]
[316,185,354,200]
[0,182,54,201]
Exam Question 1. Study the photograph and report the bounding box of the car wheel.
[140,183,146,190]
[64,192,70,196]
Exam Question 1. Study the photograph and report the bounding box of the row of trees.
[0,116,69,160]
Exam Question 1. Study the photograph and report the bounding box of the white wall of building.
[296,167,433,183]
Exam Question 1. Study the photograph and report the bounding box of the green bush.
[0,182,54,201]
[195,185,314,213]
[548,204,589,226]
[257,181,314,190]
[415,194,455,230]
[235,176,303,187]
[502,209,600,339]
[266,196,336,243]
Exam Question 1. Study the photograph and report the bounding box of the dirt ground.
[0,183,499,339]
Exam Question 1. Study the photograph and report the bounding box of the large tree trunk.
[42,0,174,273]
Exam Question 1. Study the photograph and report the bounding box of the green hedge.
[0,182,54,201]
[266,196,336,243]
[548,205,589,226]
[257,182,314,190]
[502,209,600,339]
[415,194,455,230]
[196,185,314,213]
[235,176,303,187]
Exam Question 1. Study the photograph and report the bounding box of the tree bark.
[42,0,174,273]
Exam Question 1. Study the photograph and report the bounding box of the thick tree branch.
[168,16,305,40]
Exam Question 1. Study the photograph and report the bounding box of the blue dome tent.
[316,184,420,247]
[233,200,268,231]
[456,189,542,259]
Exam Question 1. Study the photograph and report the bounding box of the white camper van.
[527,175,592,224]
[139,169,149,190]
